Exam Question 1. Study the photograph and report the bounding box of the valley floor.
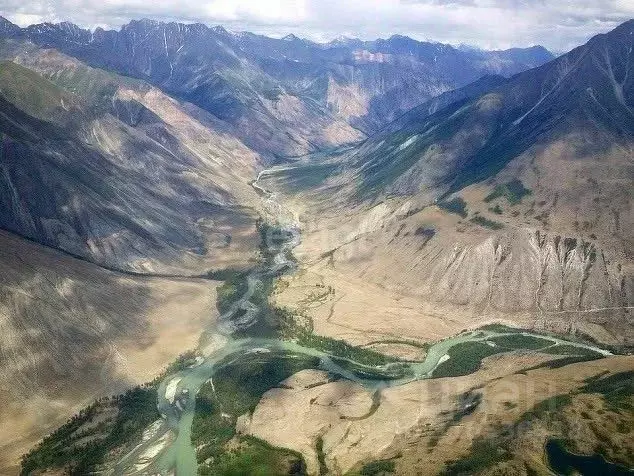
[10,165,634,476]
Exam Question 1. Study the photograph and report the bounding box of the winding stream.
[112,169,612,476]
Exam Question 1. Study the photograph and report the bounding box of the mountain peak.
[123,18,162,32]
[0,16,19,34]
[388,34,413,41]
[589,17,634,43]
[329,35,361,46]
[57,21,88,37]
[212,25,229,35]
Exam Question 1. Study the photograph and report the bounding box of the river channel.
[112,168,612,476]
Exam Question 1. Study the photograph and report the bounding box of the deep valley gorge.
[0,11,632,476]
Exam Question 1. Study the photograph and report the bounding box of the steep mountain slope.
[0,41,271,472]
[379,73,508,135]
[0,228,218,474]
[263,20,634,345]
[346,18,634,213]
[0,41,263,273]
[0,17,553,158]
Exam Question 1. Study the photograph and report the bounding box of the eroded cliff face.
[370,227,633,337]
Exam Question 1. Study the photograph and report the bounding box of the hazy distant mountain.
[236,33,553,133]
[0,17,553,159]
[0,18,363,160]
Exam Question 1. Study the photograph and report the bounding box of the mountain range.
[0,14,632,476]
[266,19,634,345]
[0,16,553,159]
[0,16,555,273]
